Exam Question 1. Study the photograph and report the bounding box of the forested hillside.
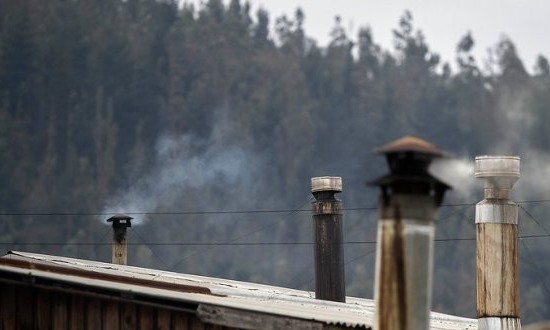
[1,0,550,322]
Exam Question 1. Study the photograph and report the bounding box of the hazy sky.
[202,0,549,72]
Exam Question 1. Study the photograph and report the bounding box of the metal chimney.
[311,176,345,302]
[106,214,133,265]
[475,155,521,330]
[370,136,450,330]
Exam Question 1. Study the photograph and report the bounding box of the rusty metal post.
[475,156,521,330]
[106,214,133,265]
[311,176,345,303]
[371,136,450,330]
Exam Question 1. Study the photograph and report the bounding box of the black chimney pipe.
[311,176,345,303]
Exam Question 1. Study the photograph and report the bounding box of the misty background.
[1,0,550,323]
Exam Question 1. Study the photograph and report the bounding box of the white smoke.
[429,154,550,203]
[490,76,550,201]
[102,134,258,224]
[430,157,476,201]
[102,106,264,225]
[515,150,550,201]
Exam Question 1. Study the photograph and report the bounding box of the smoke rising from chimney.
[490,80,549,201]
[430,157,475,200]
[102,135,258,224]
[101,104,267,225]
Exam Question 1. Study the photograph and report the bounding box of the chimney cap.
[376,135,447,157]
[371,136,451,205]
[474,155,520,178]
[106,213,133,223]
[311,176,343,193]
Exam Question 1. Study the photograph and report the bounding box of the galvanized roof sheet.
[0,251,476,330]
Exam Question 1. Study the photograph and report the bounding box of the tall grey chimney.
[475,156,521,330]
[106,214,133,265]
[311,176,345,302]
[371,136,450,330]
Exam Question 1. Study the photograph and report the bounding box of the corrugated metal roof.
[0,251,476,329]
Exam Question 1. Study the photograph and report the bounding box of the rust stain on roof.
[376,136,446,157]
[0,256,215,296]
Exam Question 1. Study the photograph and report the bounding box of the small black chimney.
[106,214,133,265]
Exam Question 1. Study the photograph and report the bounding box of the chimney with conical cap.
[106,214,133,265]
[370,136,451,330]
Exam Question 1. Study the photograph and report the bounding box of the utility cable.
[519,204,550,235]
[98,226,112,245]
[167,196,314,272]
[517,206,550,299]
[267,247,378,300]
[5,233,550,247]
[520,239,550,299]
[130,227,170,269]
[3,198,550,217]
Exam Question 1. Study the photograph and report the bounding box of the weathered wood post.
[106,214,133,265]
[371,136,450,330]
[475,155,521,330]
[311,176,346,302]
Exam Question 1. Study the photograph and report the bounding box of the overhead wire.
[267,247,378,300]
[519,239,550,299]
[269,208,377,298]
[269,203,478,299]
[167,196,315,272]
[269,202,550,301]
[4,233,550,247]
[3,203,550,292]
[0,202,490,217]
[518,206,550,298]
[130,226,170,269]
[97,226,113,245]
[519,204,550,234]
[1,198,550,217]
[4,201,550,307]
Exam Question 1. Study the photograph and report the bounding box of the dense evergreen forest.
[2,0,550,322]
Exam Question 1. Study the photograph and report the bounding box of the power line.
[517,199,550,204]
[520,239,550,298]
[519,204,550,234]
[2,197,550,218]
[517,206,550,299]
[0,210,313,217]
[259,203,550,300]
[267,248,378,300]
[0,203,482,217]
[98,226,113,245]
[345,248,378,265]
[0,204,491,217]
[3,233,550,247]
[2,198,549,217]
[167,196,315,271]
[130,227,170,269]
